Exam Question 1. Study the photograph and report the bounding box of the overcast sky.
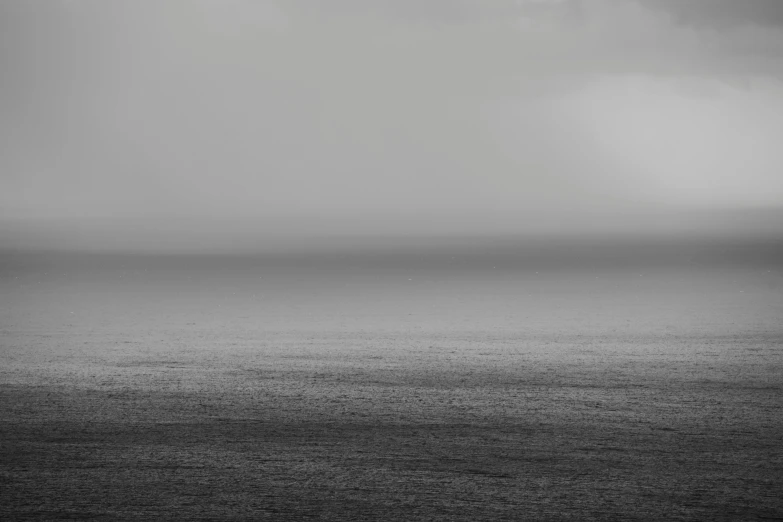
[1,0,782,250]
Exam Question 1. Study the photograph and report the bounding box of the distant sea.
[2,235,781,339]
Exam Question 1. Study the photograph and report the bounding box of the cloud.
[289,0,783,30]
[562,1,783,79]
[287,0,578,24]
[635,0,783,28]
[290,0,783,78]
[1,0,782,249]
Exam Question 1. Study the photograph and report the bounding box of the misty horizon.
[2,205,782,256]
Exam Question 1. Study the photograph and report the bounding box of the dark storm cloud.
[627,1,783,77]
[636,0,783,28]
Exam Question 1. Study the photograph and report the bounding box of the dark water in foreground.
[1,240,782,519]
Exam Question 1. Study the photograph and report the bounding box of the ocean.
[1,237,782,519]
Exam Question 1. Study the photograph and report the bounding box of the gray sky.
[1,0,783,250]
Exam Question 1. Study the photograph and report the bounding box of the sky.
[1,0,783,251]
